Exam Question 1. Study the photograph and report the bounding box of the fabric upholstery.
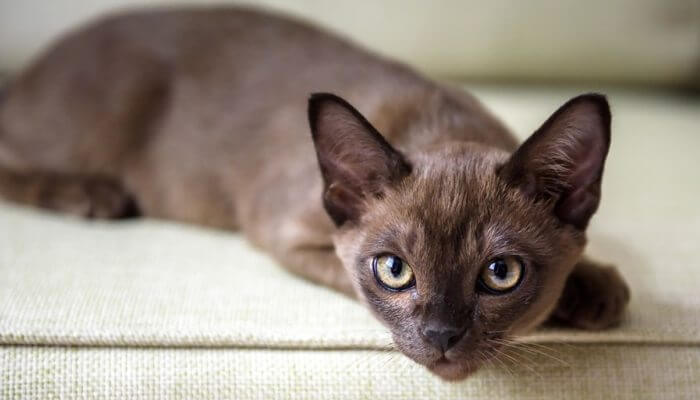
[3,346,699,399]
[1,85,699,398]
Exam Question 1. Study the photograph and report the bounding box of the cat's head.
[308,92,611,380]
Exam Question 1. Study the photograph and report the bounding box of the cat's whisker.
[344,347,394,371]
[515,339,570,349]
[474,349,487,373]
[496,344,544,379]
[518,340,580,350]
[491,339,571,367]
[515,342,571,362]
[496,345,539,376]
[523,340,579,353]
[499,343,552,360]
[386,352,401,368]
[490,347,513,367]
[372,343,397,351]
[357,351,394,370]
[336,331,409,373]
[374,354,391,370]
[488,349,514,377]
[373,352,397,372]
[479,350,497,376]
[387,352,420,378]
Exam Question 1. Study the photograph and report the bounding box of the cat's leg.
[0,166,137,219]
[551,257,630,330]
[276,245,356,298]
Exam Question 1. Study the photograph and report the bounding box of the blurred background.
[1,0,699,88]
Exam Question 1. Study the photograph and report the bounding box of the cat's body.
[0,7,629,380]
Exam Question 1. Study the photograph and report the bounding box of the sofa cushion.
[2,85,699,398]
[3,345,698,399]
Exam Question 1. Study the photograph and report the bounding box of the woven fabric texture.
[1,85,699,398]
[3,345,699,400]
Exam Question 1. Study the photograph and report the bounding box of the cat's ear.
[308,93,411,226]
[499,94,611,229]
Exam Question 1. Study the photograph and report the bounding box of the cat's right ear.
[498,94,611,230]
[308,93,411,226]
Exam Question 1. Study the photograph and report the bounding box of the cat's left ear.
[499,94,611,229]
[308,93,411,226]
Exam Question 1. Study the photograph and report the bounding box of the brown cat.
[0,7,629,380]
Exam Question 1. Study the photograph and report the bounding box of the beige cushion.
[2,85,700,398]
[1,1,699,87]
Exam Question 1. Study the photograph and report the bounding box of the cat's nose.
[420,323,467,352]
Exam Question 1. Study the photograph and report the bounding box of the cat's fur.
[0,7,629,380]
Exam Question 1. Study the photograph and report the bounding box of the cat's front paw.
[552,261,630,330]
[38,177,137,219]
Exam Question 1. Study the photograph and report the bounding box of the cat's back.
[0,7,512,235]
[0,6,424,164]
[79,7,421,103]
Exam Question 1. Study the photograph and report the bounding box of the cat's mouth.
[427,356,480,381]
[424,340,505,381]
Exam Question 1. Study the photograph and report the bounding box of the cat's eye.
[479,256,524,293]
[372,254,415,291]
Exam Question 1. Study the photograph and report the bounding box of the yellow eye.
[373,254,415,290]
[480,256,524,293]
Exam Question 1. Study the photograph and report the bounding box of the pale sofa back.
[1,0,698,87]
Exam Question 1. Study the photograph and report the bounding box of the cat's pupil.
[491,260,508,280]
[388,257,403,277]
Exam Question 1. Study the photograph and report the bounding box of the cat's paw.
[39,177,137,219]
[552,261,630,330]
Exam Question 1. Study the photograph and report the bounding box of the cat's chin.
[427,357,480,381]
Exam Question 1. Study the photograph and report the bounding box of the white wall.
[1,0,699,86]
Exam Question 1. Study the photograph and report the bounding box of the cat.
[0,7,629,380]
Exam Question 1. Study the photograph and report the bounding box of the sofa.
[2,1,699,399]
